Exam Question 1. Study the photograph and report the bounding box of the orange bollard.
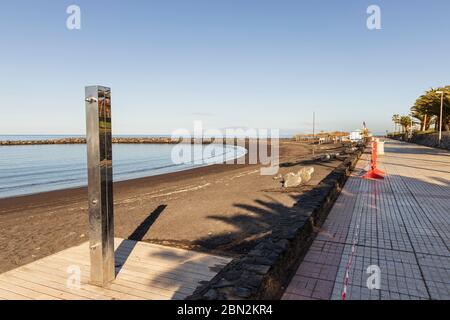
[363,141,385,180]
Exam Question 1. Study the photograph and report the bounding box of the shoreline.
[0,158,247,201]
[0,142,248,199]
[0,162,247,209]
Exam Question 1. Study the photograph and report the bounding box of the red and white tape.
[341,219,361,300]
[342,158,371,300]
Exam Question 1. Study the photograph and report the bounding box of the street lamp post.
[312,112,315,156]
[436,90,444,146]
[410,115,413,138]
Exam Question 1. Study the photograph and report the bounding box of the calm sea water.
[0,137,245,198]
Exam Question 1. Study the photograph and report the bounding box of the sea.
[0,135,246,198]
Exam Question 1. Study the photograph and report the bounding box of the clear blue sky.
[0,0,449,136]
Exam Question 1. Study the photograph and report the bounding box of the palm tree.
[399,115,412,133]
[392,114,400,133]
[410,87,450,132]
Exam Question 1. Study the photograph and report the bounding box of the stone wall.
[188,146,364,300]
[391,132,450,150]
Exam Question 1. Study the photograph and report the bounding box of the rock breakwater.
[0,137,217,146]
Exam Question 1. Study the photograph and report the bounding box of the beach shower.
[85,85,115,287]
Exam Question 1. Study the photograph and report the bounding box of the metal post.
[312,112,315,156]
[439,92,444,146]
[410,115,413,139]
[85,85,115,286]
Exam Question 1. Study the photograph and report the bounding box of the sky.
[0,0,449,136]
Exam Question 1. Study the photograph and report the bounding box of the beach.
[0,141,350,274]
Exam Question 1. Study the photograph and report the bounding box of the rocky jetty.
[0,137,217,146]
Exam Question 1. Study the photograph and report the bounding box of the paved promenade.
[283,140,450,300]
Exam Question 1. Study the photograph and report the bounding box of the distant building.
[350,130,364,142]
[294,131,349,143]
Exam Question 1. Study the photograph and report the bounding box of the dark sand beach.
[0,141,350,273]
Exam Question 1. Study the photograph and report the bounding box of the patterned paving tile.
[283,140,450,300]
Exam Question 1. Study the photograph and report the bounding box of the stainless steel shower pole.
[85,85,115,286]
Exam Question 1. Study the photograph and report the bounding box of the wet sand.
[0,141,350,273]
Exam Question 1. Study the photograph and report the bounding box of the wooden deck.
[0,238,231,300]
[284,139,450,300]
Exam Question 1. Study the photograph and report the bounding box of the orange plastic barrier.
[363,141,385,180]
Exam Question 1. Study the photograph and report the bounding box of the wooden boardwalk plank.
[0,238,231,300]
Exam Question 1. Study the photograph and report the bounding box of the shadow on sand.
[114,204,167,276]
